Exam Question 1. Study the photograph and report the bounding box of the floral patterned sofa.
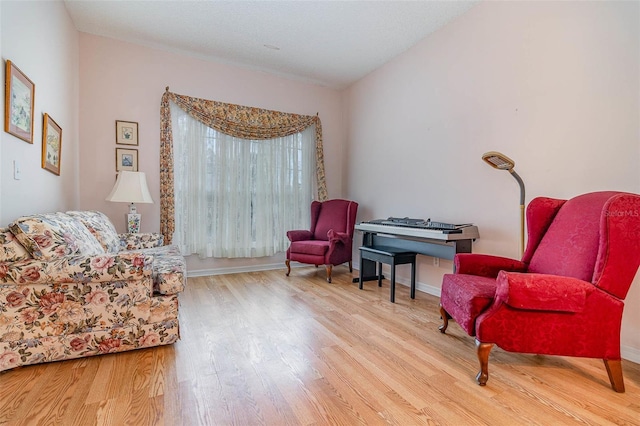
[0,210,186,372]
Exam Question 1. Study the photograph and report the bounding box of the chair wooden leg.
[476,340,494,386]
[285,259,291,276]
[348,261,353,273]
[604,359,625,393]
[438,305,450,333]
[326,265,332,283]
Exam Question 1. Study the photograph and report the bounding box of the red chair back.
[527,192,615,282]
[311,199,357,241]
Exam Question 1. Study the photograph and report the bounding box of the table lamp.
[481,151,526,256]
[106,171,153,233]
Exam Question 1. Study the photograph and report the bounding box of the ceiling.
[64,0,478,89]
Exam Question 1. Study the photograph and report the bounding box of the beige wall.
[0,1,80,223]
[344,1,640,359]
[77,34,345,274]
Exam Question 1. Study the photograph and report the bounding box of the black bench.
[358,245,417,303]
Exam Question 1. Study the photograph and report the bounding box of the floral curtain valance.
[160,89,328,244]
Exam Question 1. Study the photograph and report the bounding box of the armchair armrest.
[287,230,312,242]
[119,232,164,250]
[455,253,527,278]
[5,252,152,285]
[327,229,349,245]
[496,271,593,313]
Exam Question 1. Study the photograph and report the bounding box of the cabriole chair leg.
[438,305,450,333]
[285,259,291,276]
[476,340,494,386]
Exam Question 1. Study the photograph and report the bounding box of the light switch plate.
[13,160,21,180]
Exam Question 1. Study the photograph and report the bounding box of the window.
[170,103,315,258]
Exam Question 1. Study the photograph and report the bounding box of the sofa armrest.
[119,232,164,250]
[287,230,312,242]
[496,271,593,313]
[455,253,527,278]
[4,252,152,285]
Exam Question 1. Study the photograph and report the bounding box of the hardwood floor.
[2,266,640,425]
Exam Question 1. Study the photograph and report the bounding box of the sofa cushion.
[67,211,121,253]
[9,212,104,260]
[0,228,31,263]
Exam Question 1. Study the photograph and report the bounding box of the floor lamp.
[481,151,526,256]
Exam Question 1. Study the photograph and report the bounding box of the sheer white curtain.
[171,103,315,258]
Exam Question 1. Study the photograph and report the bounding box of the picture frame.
[115,120,139,145]
[116,148,138,172]
[41,113,62,176]
[4,60,35,143]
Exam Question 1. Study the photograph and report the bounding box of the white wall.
[0,1,80,224]
[345,1,640,359]
[78,34,345,275]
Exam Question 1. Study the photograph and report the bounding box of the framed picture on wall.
[116,148,138,172]
[115,120,138,145]
[41,113,62,175]
[4,60,35,143]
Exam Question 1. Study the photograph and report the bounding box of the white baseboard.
[621,344,640,364]
[187,261,314,278]
[187,262,286,277]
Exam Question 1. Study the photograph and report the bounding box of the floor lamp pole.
[481,151,526,258]
[509,169,525,257]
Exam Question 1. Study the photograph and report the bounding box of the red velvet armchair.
[439,191,640,392]
[285,199,358,283]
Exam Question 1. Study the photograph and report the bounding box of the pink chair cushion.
[289,240,329,257]
[440,273,497,336]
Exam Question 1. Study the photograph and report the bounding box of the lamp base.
[127,213,141,233]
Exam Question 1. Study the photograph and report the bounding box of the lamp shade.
[106,171,153,204]
[482,151,515,171]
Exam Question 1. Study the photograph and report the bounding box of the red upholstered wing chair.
[285,199,358,283]
[439,191,640,392]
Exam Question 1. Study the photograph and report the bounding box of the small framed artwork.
[116,148,138,172]
[4,60,35,143]
[41,113,62,175]
[115,120,138,145]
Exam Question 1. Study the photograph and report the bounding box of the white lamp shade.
[106,171,154,204]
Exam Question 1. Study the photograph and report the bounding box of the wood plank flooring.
[1,266,640,425]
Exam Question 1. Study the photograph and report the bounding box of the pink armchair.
[285,199,358,283]
[439,191,640,392]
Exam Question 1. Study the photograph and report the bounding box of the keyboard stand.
[353,223,479,286]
